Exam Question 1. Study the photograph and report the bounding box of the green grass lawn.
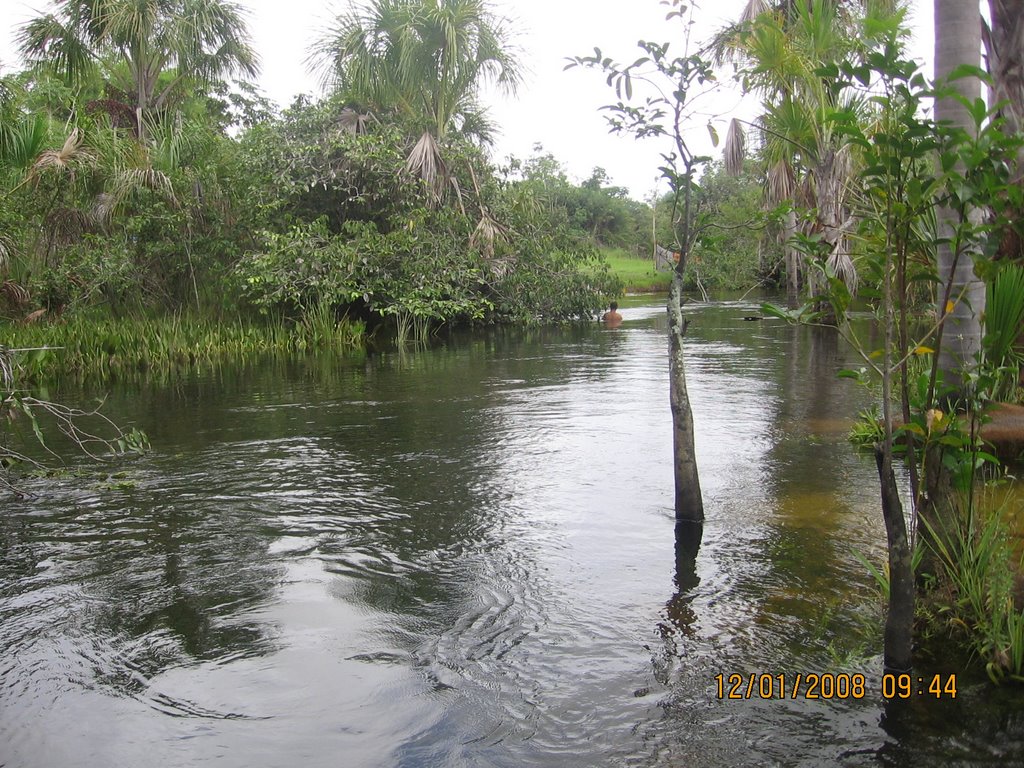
[601,248,673,294]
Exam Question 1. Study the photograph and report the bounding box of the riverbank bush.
[234,100,621,329]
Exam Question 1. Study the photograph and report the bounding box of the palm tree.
[934,0,985,394]
[984,1,1024,149]
[983,1,1024,261]
[719,0,907,306]
[311,0,521,194]
[18,0,260,140]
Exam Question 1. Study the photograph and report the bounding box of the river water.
[1,297,1022,767]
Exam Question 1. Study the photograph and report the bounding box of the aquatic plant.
[847,407,884,451]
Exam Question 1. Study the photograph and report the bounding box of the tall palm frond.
[43,205,90,246]
[766,157,796,204]
[0,74,15,113]
[719,0,910,299]
[454,101,498,146]
[984,263,1024,371]
[724,117,746,176]
[90,191,117,229]
[146,116,213,173]
[984,1,1024,188]
[99,122,179,208]
[470,210,506,260]
[17,10,97,84]
[740,0,771,24]
[0,235,13,273]
[338,106,376,135]
[112,166,177,205]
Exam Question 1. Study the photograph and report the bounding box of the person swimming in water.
[602,301,623,327]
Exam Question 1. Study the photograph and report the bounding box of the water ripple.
[2,301,1022,767]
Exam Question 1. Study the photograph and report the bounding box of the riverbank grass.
[600,248,672,293]
[1,312,366,381]
[921,497,1024,684]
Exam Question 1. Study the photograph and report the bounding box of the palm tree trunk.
[935,0,985,397]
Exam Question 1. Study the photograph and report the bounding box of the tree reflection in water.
[655,521,703,685]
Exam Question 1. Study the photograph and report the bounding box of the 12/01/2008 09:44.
[713,672,957,700]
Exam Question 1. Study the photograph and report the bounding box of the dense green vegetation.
[0,1,780,371]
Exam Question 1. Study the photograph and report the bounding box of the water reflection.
[661,521,703,645]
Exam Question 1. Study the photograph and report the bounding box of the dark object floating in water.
[742,316,763,321]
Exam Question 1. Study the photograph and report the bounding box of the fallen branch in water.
[1,345,149,498]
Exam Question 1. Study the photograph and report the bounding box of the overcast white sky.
[1,0,936,200]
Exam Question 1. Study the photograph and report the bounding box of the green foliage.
[237,99,417,231]
[353,210,486,326]
[487,237,618,323]
[0,113,49,176]
[311,0,521,143]
[234,102,620,329]
[850,543,927,603]
[688,160,779,292]
[19,0,260,140]
[847,407,884,450]
[310,0,521,198]
[771,20,1024,681]
[234,219,361,318]
[600,249,671,293]
[716,0,911,299]
[30,235,140,314]
[499,151,650,253]
[2,3,622,351]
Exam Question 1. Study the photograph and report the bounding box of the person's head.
[609,301,618,311]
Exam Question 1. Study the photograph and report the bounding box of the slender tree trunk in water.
[668,272,703,522]
[875,446,915,673]
[879,209,914,672]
